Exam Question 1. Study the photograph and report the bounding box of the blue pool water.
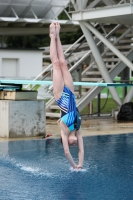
[0,134,133,200]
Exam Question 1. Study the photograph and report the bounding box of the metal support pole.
[97,93,101,117]
[120,67,130,102]
[79,22,121,106]
[123,86,133,104]
[79,66,82,98]
[90,101,93,114]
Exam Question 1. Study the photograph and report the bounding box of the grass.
[101,86,131,98]
[80,98,118,115]
[101,77,133,98]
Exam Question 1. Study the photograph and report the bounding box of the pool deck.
[46,117,133,138]
[0,117,133,141]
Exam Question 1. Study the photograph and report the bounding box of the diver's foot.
[49,22,56,38]
[55,22,60,38]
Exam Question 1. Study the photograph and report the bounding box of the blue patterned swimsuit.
[55,86,81,132]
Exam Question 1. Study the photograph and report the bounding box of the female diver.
[49,22,84,169]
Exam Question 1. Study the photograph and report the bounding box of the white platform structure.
[72,2,133,25]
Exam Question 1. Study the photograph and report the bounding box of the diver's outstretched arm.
[60,121,77,168]
[76,130,84,168]
[61,129,77,169]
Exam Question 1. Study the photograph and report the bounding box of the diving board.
[0,80,132,87]
[0,85,20,88]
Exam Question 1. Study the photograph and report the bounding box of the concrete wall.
[0,49,42,78]
[0,100,46,138]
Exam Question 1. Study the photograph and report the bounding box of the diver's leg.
[55,22,74,93]
[50,22,64,99]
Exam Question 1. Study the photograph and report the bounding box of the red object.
[45,134,52,138]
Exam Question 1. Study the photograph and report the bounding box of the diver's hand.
[73,164,78,169]
[77,164,82,169]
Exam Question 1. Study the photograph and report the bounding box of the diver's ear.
[60,137,63,144]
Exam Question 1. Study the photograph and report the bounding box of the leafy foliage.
[5,35,50,48]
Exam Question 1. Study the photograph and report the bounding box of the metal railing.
[86,0,130,9]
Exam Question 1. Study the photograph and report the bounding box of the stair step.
[115,45,132,49]
[75,91,88,95]
[119,40,133,44]
[103,58,120,62]
[125,34,133,38]
[82,78,101,81]
[106,64,115,68]
[46,112,60,118]
[43,62,51,66]
[105,52,127,56]
[82,86,92,89]
[86,71,101,75]
[50,105,60,110]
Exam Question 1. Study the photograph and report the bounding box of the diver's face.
[68,135,77,147]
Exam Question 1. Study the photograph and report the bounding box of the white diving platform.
[72,3,133,25]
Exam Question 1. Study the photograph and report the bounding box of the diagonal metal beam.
[19,0,34,18]
[69,24,120,74]
[70,0,78,10]
[11,7,18,18]
[38,0,52,18]
[30,8,38,19]
[123,87,133,103]
[38,5,52,18]
[1,5,11,16]
[20,6,31,18]
[77,49,133,111]
[87,0,101,8]
[64,8,72,20]
[102,0,116,5]
[1,0,13,15]
[83,21,133,71]
[80,22,121,106]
